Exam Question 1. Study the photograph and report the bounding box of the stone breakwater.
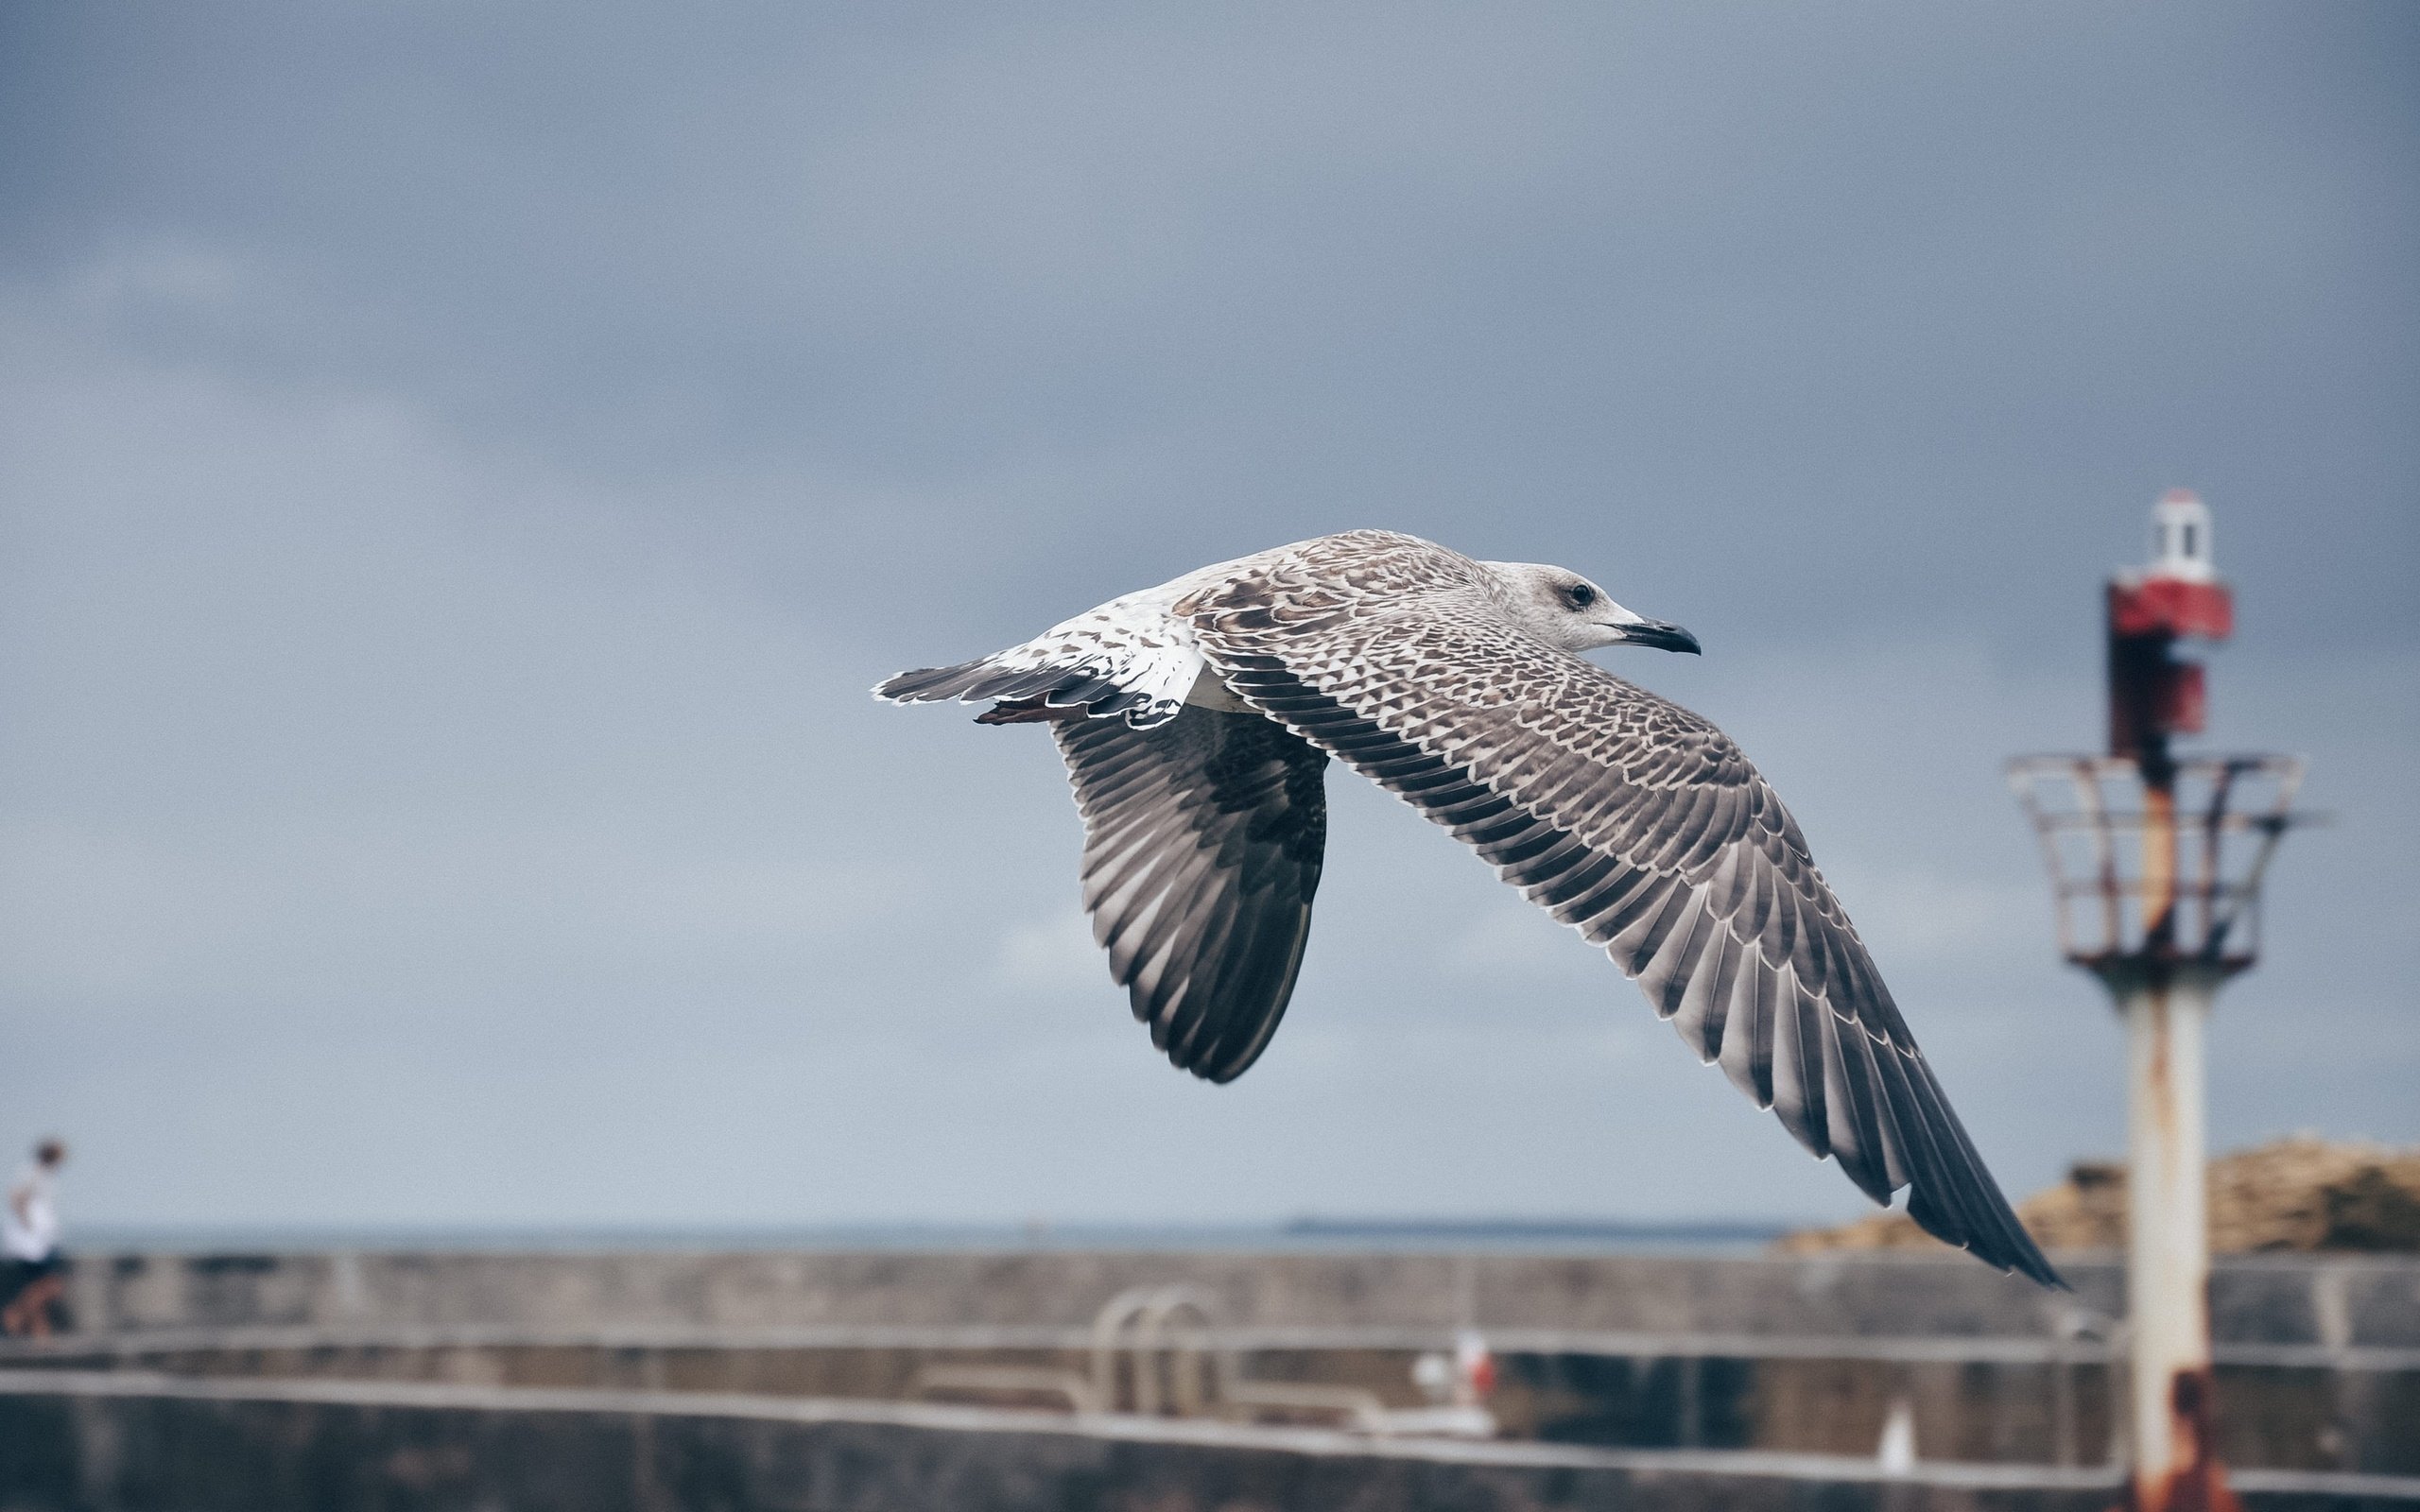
[0,1249,2412,1511]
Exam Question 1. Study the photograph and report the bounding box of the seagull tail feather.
[875,656,1162,725]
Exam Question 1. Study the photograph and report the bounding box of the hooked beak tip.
[1617,618,1702,655]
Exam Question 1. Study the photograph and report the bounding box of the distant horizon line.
[61,1214,1813,1254]
[1282,1216,1794,1239]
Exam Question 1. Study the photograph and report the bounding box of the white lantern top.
[2148,489,2216,583]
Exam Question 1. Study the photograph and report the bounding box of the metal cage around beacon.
[2005,754,2305,980]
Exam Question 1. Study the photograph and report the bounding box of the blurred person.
[1,1139,68,1338]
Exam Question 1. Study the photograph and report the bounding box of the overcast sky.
[2,4,2413,1235]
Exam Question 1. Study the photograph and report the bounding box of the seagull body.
[877,530,2058,1285]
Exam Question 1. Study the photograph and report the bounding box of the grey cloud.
[1,3,2411,1231]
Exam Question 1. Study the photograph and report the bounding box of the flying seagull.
[877,530,2058,1285]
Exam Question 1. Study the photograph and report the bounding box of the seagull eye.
[1565,584,1597,609]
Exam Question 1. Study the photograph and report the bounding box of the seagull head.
[1478,561,1703,656]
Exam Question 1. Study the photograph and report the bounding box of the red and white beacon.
[2107,490,2233,766]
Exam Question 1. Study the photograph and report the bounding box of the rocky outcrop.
[1778,1136,2420,1255]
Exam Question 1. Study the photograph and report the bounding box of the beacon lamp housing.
[2106,487,2232,764]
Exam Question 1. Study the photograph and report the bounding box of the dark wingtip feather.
[1909,1185,2067,1289]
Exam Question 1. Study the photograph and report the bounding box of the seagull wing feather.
[1055,706,1328,1085]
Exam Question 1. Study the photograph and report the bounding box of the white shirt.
[3,1164,59,1262]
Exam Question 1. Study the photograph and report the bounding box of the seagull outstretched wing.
[1180,534,2058,1285]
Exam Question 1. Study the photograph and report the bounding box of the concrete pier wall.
[15,1250,2415,1473]
[50,1248,2420,1347]
[13,1370,2404,1512]
[15,1326,2415,1473]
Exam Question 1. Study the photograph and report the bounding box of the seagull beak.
[1606,617,1702,655]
